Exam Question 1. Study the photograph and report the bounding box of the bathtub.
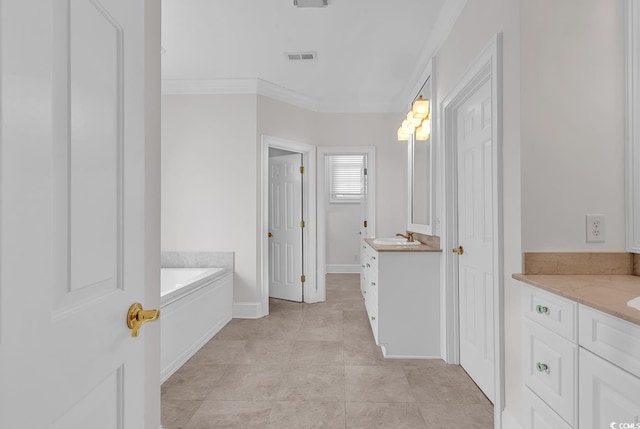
[160,267,233,382]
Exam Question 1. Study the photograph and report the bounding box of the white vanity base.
[361,241,441,358]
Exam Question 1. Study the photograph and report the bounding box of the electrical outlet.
[585,214,605,243]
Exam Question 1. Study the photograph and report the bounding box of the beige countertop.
[364,238,442,253]
[513,273,640,326]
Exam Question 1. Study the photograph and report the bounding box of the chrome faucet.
[395,232,415,242]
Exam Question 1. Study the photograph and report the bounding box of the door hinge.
[300,220,305,228]
[300,166,305,174]
[363,220,368,228]
[363,168,367,176]
[301,275,306,283]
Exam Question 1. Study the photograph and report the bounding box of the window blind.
[329,155,365,202]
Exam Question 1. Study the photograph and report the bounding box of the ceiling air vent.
[286,52,317,61]
[293,0,327,7]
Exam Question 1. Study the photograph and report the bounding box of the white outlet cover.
[585,214,605,243]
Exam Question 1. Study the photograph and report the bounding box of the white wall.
[326,202,361,269]
[431,0,522,424]
[313,112,408,238]
[161,94,258,304]
[430,0,625,426]
[521,0,625,251]
[257,95,407,239]
[162,94,405,308]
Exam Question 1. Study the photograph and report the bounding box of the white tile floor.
[161,273,493,428]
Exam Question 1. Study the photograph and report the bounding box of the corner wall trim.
[232,302,263,319]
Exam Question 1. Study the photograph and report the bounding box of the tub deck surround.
[364,238,442,252]
[161,250,234,272]
[160,267,228,305]
[160,251,235,383]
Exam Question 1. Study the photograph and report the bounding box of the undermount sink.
[372,237,421,246]
[628,296,640,311]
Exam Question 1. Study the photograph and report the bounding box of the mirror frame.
[626,0,640,253]
[407,59,436,236]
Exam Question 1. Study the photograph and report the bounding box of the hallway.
[161,274,493,428]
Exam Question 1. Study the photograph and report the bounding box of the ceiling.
[161,0,449,112]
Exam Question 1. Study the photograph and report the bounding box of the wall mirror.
[408,62,435,236]
[626,1,640,253]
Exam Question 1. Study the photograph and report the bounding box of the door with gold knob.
[455,78,495,402]
[0,1,160,427]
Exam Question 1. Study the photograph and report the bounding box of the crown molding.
[161,78,259,95]
[161,78,403,113]
[402,0,468,104]
[256,79,319,112]
[161,78,320,111]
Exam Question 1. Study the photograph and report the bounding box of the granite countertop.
[513,273,640,326]
[364,238,442,253]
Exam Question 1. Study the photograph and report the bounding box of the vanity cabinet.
[360,241,440,358]
[522,285,578,428]
[578,305,640,429]
[520,284,640,429]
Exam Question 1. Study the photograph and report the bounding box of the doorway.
[268,149,304,302]
[442,35,504,420]
[317,146,376,300]
[260,136,317,313]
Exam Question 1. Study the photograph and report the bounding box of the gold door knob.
[268,232,273,238]
[127,303,160,338]
[452,246,464,255]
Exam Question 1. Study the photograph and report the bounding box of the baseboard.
[326,264,360,273]
[232,301,263,319]
[500,408,522,429]
[160,314,231,383]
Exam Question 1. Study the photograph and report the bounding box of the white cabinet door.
[523,388,572,429]
[579,348,640,429]
[0,0,156,427]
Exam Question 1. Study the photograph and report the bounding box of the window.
[328,155,365,203]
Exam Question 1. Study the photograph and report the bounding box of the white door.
[455,79,495,402]
[359,158,369,239]
[0,1,155,427]
[269,153,303,302]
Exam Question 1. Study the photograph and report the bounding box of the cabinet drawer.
[523,319,578,426]
[579,347,640,429]
[579,305,640,378]
[522,284,577,342]
[523,387,572,429]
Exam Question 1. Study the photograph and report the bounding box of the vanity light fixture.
[397,96,431,141]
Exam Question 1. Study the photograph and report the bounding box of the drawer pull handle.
[366,263,371,268]
[372,256,376,260]
[536,362,549,372]
[536,305,549,314]
[371,282,376,286]
[371,316,376,321]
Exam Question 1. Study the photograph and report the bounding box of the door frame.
[441,34,504,424]
[317,146,376,301]
[260,135,317,312]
